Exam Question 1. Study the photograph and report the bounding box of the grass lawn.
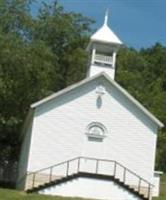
[0,174,165,200]
[153,173,166,200]
[0,188,87,200]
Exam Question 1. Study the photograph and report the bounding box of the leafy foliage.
[0,0,165,185]
[116,44,166,171]
[0,0,92,179]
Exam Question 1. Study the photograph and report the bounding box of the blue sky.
[33,0,166,49]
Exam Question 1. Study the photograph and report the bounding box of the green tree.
[0,0,166,186]
[0,0,93,183]
[33,2,93,87]
[116,44,166,172]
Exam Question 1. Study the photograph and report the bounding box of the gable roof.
[89,11,122,46]
[31,73,164,128]
[90,23,123,45]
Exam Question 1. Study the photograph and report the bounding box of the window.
[86,122,107,140]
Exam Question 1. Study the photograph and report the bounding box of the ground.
[0,189,87,200]
[0,174,165,200]
[153,173,166,200]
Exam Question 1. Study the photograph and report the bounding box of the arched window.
[86,122,107,140]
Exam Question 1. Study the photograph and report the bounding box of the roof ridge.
[30,73,164,128]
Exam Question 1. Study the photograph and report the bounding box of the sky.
[33,0,166,49]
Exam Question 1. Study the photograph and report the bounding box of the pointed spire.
[104,10,109,26]
[87,9,123,50]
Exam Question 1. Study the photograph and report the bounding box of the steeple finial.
[104,10,109,26]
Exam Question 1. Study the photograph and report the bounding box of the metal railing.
[24,157,153,199]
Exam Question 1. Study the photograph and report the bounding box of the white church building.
[17,12,164,200]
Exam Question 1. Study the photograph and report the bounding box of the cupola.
[87,11,123,79]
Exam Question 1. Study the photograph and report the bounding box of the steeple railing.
[22,157,153,200]
[94,54,113,65]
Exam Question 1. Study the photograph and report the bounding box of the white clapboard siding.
[89,64,115,79]
[23,76,157,188]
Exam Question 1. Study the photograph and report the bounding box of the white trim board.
[30,72,164,128]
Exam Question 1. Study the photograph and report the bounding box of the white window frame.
[86,122,107,140]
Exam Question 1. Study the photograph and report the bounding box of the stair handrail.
[27,157,79,175]
[17,157,80,188]
[26,156,154,186]
[25,156,154,199]
[79,156,154,186]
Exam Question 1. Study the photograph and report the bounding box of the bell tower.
[87,11,123,80]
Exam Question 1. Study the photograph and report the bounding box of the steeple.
[87,11,123,80]
[104,10,108,26]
